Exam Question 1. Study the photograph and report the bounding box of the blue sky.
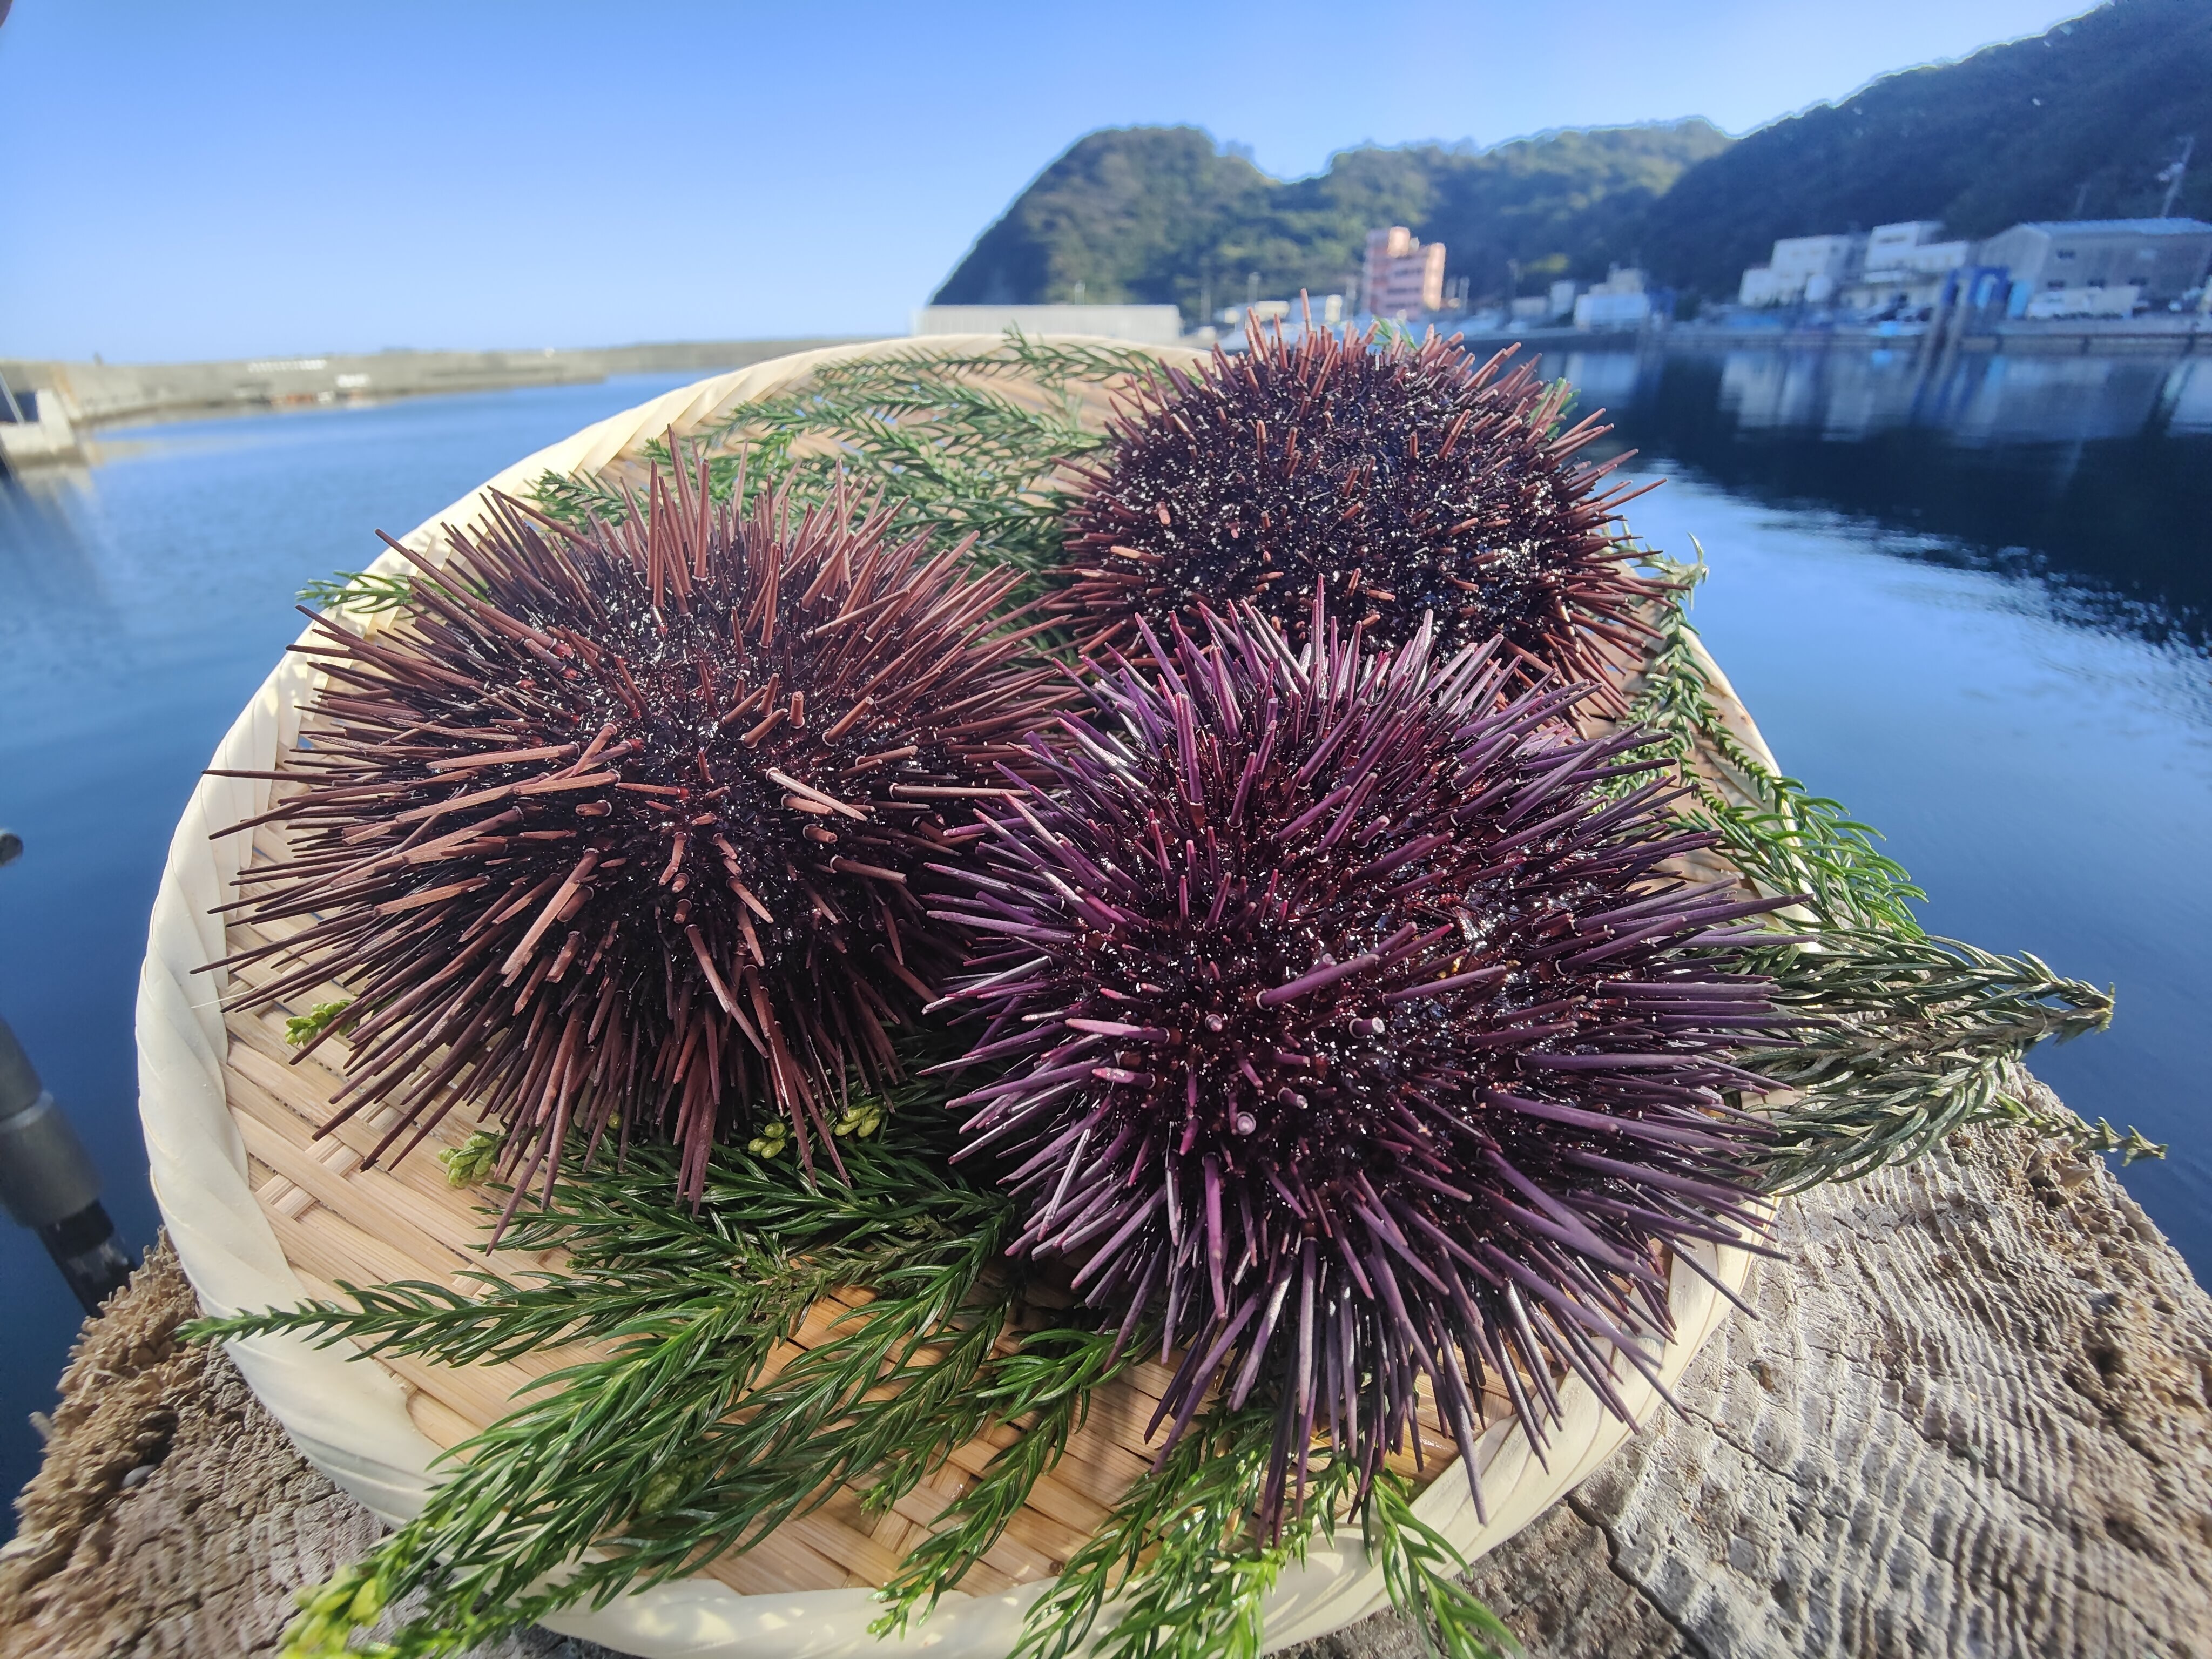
[2,0,2090,362]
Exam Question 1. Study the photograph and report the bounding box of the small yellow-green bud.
[348,1575,386,1623]
[638,1467,685,1516]
[285,1000,356,1048]
[438,1128,503,1188]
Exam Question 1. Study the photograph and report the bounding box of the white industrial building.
[1738,234,1865,307]
[1837,222,1972,314]
[1735,216,2212,320]
[1977,219,2212,314]
[1573,267,1656,329]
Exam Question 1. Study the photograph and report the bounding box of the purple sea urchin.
[209,466,1062,1205]
[1061,317,1661,703]
[930,602,1790,1526]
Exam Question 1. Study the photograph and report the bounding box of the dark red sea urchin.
[208,463,1062,1205]
[1061,315,1663,703]
[930,602,1791,1527]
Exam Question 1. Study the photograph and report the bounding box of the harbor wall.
[0,339,869,437]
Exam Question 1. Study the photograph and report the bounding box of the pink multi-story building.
[1364,226,1446,318]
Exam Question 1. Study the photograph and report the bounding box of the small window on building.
[2055,249,2076,260]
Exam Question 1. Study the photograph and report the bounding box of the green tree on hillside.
[932,0,2207,320]
[934,120,1728,320]
[1639,0,2212,302]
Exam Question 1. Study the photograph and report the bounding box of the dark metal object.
[0,1019,133,1314]
[0,833,133,1314]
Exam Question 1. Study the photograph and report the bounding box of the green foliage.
[187,1103,1060,1658]
[1640,0,2212,300]
[435,1128,502,1190]
[298,571,416,616]
[190,1084,1518,1659]
[872,1324,1136,1631]
[1750,931,2153,1189]
[284,1000,357,1048]
[299,567,488,618]
[933,120,1732,319]
[528,333,1158,579]
[1624,552,2159,1185]
[1365,1477,1521,1659]
[1011,1407,1512,1659]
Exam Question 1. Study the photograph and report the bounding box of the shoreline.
[0,338,870,449]
[8,318,2206,474]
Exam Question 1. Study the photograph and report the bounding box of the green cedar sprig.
[872,1322,1138,1631]
[298,567,490,617]
[185,1104,1064,1658]
[298,570,419,616]
[527,331,1164,576]
[1748,930,2152,1188]
[1623,551,2159,1185]
[188,1103,1520,1659]
[294,330,1150,617]
[1011,1405,1513,1659]
[1365,1475,1522,1659]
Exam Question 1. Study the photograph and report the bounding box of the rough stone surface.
[7,1101,2209,1659]
[0,1245,611,1659]
[1295,1100,2212,1659]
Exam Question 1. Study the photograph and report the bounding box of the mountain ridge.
[934,120,1730,318]
[934,0,2210,316]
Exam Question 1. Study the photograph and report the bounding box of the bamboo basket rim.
[137,336,1768,1659]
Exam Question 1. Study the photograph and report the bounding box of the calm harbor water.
[1,348,2207,1516]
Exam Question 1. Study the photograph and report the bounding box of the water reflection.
[0,467,113,636]
[1545,345,2212,1285]
[0,374,710,1521]
[1555,347,2212,648]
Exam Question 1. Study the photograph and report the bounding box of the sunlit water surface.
[1,350,2206,1517]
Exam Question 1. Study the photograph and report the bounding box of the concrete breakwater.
[1435,314,2212,358]
[0,339,864,458]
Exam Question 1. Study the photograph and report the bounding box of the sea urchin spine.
[930,600,1791,1527]
[1061,311,1664,702]
[206,461,1062,1206]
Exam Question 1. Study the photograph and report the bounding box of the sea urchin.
[1060,315,1662,700]
[207,463,1061,1205]
[930,601,1790,1526]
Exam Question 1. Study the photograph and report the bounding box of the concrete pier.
[0,340,865,455]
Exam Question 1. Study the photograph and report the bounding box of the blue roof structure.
[2010,218,2212,235]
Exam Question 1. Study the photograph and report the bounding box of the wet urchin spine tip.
[1061,312,1666,705]
[208,460,1064,1210]
[929,598,1794,1528]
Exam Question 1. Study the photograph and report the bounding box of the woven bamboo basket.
[137,338,1775,1658]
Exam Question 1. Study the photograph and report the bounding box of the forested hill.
[1641,0,2212,299]
[932,120,1731,320]
[934,0,2210,316]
